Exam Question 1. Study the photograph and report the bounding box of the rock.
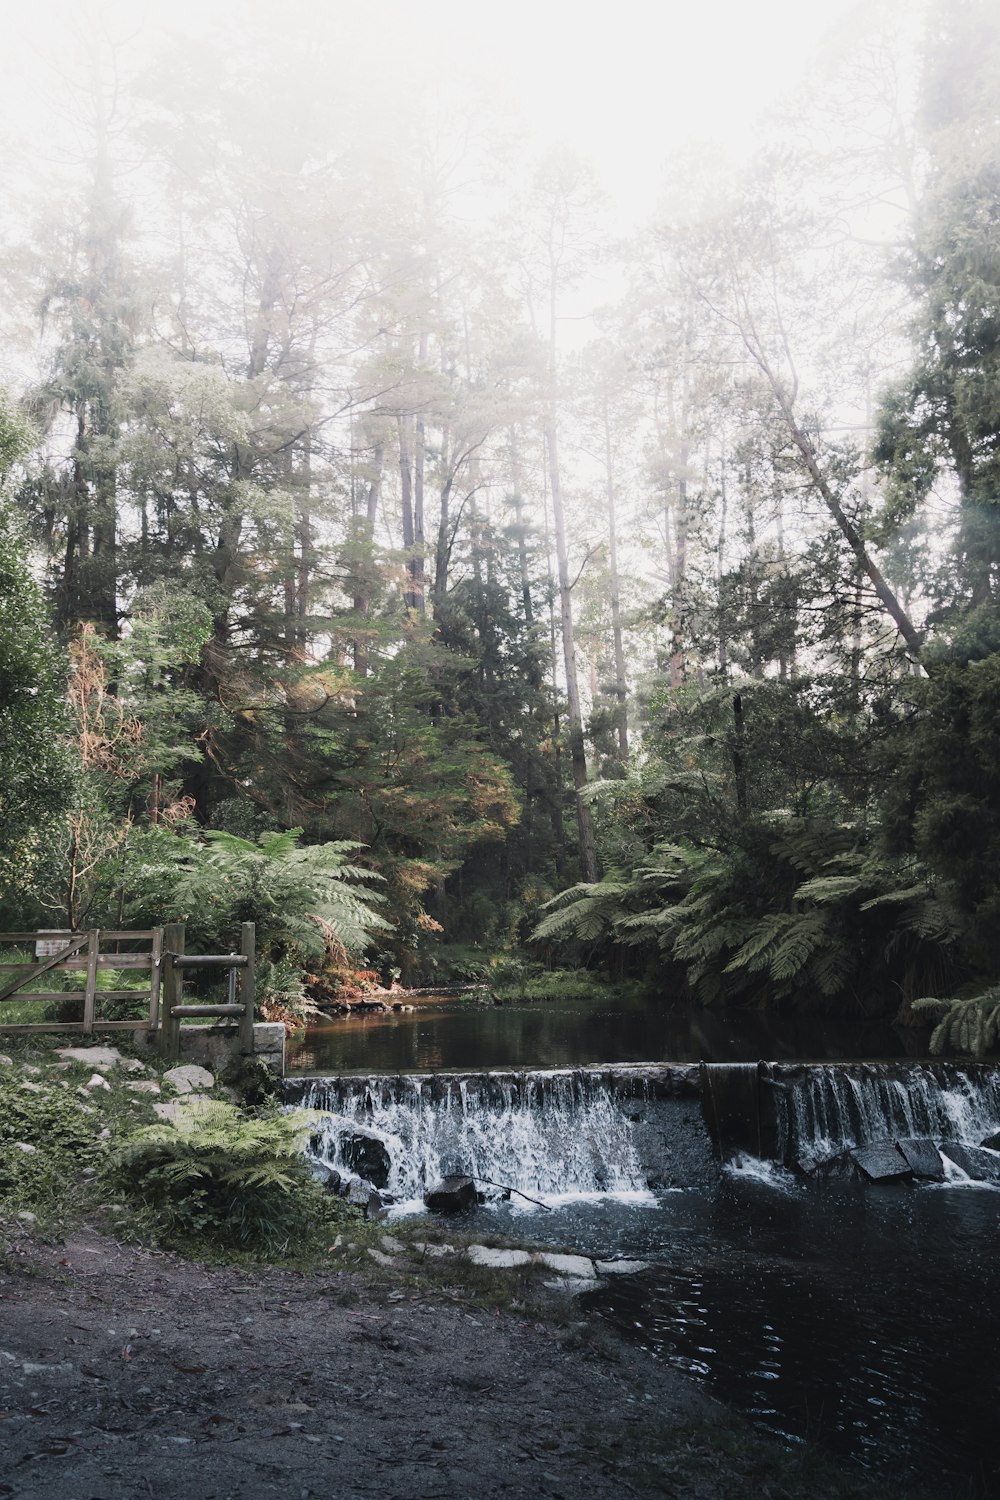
[126,1081,161,1095]
[594,1259,653,1276]
[467,1245,532,1269]
[850,1144,912,1182]
[940,1143,1000,1182]
[14,1142,37,1154]
[15,1211,37,1225]
[0,1054,13,1066]
[538,1253,598,1279]
[346,1180,385,1218]
[896,1137,945,1181]
[380,1234,405,1254]
[20,1065,41,1076]
[163,1064,215,1094]
[980,1131,1000,1151]
[412,1241,456,1258]
[120,1058,147,1075]
[425,1175,478,1213]
[153,1102,183,1122]
[85,1073,111,1092]
[19,1081,43,1094]
[56,1046,123,1068]
[341,1126,391,1189]
[367,1248,397,1267]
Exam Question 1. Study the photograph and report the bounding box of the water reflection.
[288,992,925,1074]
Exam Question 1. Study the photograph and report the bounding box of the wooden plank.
[0,935,88,1001]
[0,955,154,972]
[96,931,157,942]
[239,922,255,1056]
[82,930,99,1034]
[0,1019,154,1033]
[160,923,185,1061]
[148,928,162,1032]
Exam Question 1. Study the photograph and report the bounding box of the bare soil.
[0,1227,918,1500]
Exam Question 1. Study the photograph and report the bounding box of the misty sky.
[1,0,867,228]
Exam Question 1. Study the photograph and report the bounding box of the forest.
[2,0,1000,1053]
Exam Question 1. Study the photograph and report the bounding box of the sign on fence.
[34,931,73,958]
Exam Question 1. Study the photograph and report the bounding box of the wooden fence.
[0,924,255,1062]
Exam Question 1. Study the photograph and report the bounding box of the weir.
[285,1061,1000,1198]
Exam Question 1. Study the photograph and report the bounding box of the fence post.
[239,922,255,1057]
[82,929,100,1033]
[160,922,185,1062]
[147,927,163,1035]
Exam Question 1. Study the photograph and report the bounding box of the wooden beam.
[239,923,255,1056]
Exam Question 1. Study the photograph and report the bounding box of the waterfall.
[776,1064,1000,1168]
[300,1070,652,1203]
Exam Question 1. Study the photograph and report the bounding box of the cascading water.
[300,1070,653,1204]
[773,1063,1000,1168]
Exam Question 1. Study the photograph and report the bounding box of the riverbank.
[0,1221,929,1500]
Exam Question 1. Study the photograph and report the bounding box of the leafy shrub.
[0,1072,97,1215]
[107,1100,343,1258]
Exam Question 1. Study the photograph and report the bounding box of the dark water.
[480,1171,1000,1495]
[287,991,925,1074]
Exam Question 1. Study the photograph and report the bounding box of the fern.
[108,1101,338,1255]
[914,990,1000,1058]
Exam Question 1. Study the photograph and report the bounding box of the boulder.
[896,1137,945,1181]
[346,1180,385,1218]
[594,1259,653,1276]
[163,1064,215,1094]
[425,1175,478,1213]
[850,1144,912,1182]
[939,1143,1000,1182]
[538,1252,598,1279]
[341,1127,391,1189]
[980,1131,1000,1151]
[56,1046,123,1068]
[467,1245,532,1269]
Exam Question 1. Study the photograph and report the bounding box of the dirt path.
[0,1228,916,1500]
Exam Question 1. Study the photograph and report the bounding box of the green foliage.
[0,1070,98,1217]
[107,1100,344,1257]
[914,989,1000,1058]
[0,504,71,898]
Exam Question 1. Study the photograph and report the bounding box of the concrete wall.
[176,1021,285,1077]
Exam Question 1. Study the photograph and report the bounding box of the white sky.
[0,0,869,228]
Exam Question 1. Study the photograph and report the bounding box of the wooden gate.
[0,929,162,1035]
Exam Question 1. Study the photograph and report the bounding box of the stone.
[380,1234,405,1254]
[594,1259,653,1276]
[367,1248,397,1268]
[538,1252,598,1279]
[850,1144,912,1182]
[0,1055,13,1066]
[14,1142,37,1154]
[466,1245,532,1269]
[940,1143,1000,1182]
[126,1081,161,1095]
[341,1126,391,1189]
[412,1241,456,1258]
[56,1047,123,1068]
[15,1211,37,1225]
[346,1180,385,1218]
[980,1131,1000,1151]
[153,1102,183,1122]
[425,1175,478,1213]
[85,1074,111,1092]
[896,1137,945,1181]
[163,1064,215,1094]
[120,1058,147,1075]
[19,1081,43,1094]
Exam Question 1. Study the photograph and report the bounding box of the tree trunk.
[602,403,629,761]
